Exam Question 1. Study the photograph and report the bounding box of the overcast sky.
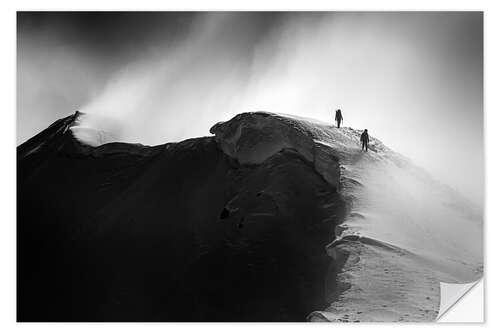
[17,12,483,205]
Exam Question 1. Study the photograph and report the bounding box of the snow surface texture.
[210,112,483,322]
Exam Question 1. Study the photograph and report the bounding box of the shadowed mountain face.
[17,112,345,321]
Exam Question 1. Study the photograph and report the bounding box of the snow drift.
[17,111,482,322]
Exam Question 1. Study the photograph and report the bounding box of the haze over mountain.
[17,111,482,322]
[17,12,484,206]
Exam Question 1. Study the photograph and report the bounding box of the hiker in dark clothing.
[335,109,343,128]
[361,129,369,151]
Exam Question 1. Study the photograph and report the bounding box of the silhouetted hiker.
[335,109,343,128]
[361,129,369,151]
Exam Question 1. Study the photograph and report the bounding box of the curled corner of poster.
[437,278,484,322]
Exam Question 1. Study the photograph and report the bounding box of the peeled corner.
[436,279,483,321]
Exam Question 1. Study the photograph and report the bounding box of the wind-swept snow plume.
[79,13,272,144]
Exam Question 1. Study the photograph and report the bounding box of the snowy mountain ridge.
[17,110,482,322]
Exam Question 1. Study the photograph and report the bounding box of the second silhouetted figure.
[335,109,343,128]
[361,129,369,151]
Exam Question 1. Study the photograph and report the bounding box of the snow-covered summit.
[210,112,396,190]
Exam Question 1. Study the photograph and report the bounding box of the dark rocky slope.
[17,112,345,321]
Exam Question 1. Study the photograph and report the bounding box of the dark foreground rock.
[17,112,345,321]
